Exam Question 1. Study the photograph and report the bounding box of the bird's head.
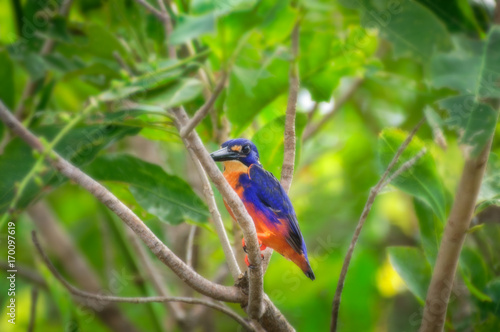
[210,138,260,167]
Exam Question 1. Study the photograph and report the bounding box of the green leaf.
[430,27,500,156]
[99,68,184,102]
[478,153,500,208]
[428,37,483,95]
[170,13,216,45]
[437,95,497,157]
[413,198,443,267]
[146,78,204,108]
[252,113,307,178]
[460,247,492,302]
[481,279,500,316]
[85,154,209,225]
[478,26,500,99]
[388,246,432,303]
[0,123,140,214]
[226,53,289,133]
[378,128,448,222]
[360,0,450,61]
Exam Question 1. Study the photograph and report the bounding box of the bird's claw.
[244,254,265,268]
[242,238,266,253]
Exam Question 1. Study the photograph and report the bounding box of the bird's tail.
[302,262,315,281]
[295,255,315,280]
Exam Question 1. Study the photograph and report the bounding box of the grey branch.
[0,101,245,304]
[331,119,425,332]
[420,140,496,329]
[31,232,255,332]
[180,72,228,138]
[281,21,300,194]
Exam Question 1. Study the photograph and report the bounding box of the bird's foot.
[244,254,265,269]
[242,238,266,253]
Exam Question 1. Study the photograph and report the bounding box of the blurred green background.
[1,0,500,331]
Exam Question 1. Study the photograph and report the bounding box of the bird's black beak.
[210,147,240,162]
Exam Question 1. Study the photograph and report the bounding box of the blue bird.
[211,138,315,280]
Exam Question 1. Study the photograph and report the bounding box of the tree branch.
[172,107,264,318]
[185,147,242,280]
[28,201,140,332]
[303,77,364,141]
[0,101,246,304]
[331,119,425,332]
[133,0,166,21]
[31,231,255,332]
[125,227,186,322]
[419,140,495,331]
[180,72,228,138]
[27,288,38,332]
[155,0,176,58]
[185,225,197,269]
[281,21,300,194]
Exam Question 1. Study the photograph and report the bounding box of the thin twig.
[0,102,246,304]
[133,0,166,21]
[180,72,228,138]
[27,288,38,332]
[1,100,97,229]
[31,232,255,332]
[185,147,242,280]
[280,21,300,194]
[113,51,134,75]
[0,262,47,289]
[125,227,186,322]
[173,107,265,319]
[186,225,197,268]
[156,0,176,59]
[382,148,427,188]
[28,201,140,332]
[331,119,425,332]
[303,77,364,141]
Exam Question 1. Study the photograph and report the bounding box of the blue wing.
[248,164,306,255]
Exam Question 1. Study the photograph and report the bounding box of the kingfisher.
[210,138,315,280]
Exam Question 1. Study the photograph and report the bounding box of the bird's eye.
[242,145,251,154]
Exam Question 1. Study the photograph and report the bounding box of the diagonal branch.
[31,231,255,332]
[180,72,228,138]
[303,77,364,141]
[0,101,245,304]
[330,119,425,332]
[172,107,264,319]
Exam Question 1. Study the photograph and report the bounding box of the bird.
[210,138,315,280]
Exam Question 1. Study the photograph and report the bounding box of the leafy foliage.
[1,0,500,331]
[86,154,209,224]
